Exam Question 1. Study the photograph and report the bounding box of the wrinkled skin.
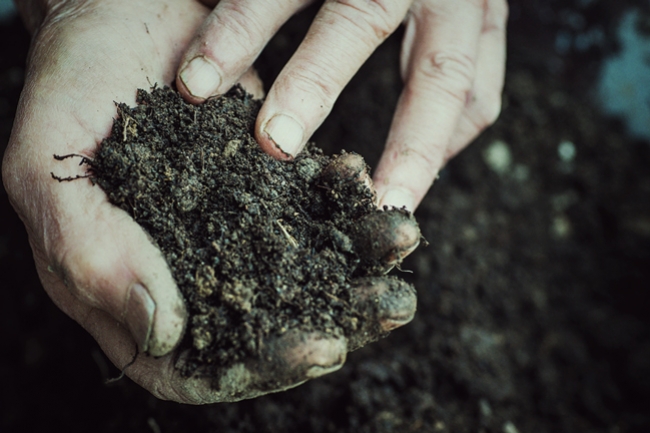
[175,0,508,210]
[3,0,423,403]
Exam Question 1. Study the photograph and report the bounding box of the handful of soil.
[89,86,418,379]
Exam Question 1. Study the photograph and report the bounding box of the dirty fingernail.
[125,283,156,353]
[379,188,415,211]
[264,114,304,157]
[378,280,417,331]
[305,363,344,378]
[179,56,222,100]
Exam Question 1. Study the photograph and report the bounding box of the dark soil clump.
[89,85,413,378]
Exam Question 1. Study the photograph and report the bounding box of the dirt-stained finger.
[351,209,421,274]
[320,151,375,196]
[172,330,347,403]
[317,151,377,209]
[347,276,417,351]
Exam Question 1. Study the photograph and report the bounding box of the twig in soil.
[323,291,349,307]
[122,115,138,142]
[275,219,298,248]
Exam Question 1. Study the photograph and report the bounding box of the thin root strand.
[51,172,93,182]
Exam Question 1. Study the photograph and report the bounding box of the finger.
[447,0,508,157]
[256,0,412,159]
[237,67,265,99]
[373,0,485,211]
[48,278,348,404]
[350,209,421,274]
[347,276,417,351]
[177,0,309,103]
[170,331,347,403]
[319,152,376,204]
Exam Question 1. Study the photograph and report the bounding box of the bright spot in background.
[598,10,650,140]
[0,0,15,21]
[483,140,512,175]
[558,141,577,162]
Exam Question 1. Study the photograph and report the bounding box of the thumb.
[45,196,186,357]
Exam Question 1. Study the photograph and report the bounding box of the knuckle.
[415,51,476,105]
[281,63,338,113]
[210,3,265,53]
[327,0,402,42]
[395,137,444,176]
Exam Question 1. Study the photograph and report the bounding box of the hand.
[3,0,419,403]
[175,0,508,211]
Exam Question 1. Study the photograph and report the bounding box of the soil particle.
[88,85,417,379]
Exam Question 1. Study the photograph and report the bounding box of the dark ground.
[2,0,649,432]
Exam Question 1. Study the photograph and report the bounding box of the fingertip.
[347,277,417,350]
[256,113,305,159]
[147,290,187,357]
[352,209,421,273]
[352,276,417,331]
[124,283,155,353]
[282,332,347,372]
[124,282,186,357]
[177,55,223,103]
[321,152,367,181]
[237,67,265,99]
[378,187,416,212]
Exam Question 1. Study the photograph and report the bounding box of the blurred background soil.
[1,0,649,432]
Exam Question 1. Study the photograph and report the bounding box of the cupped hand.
[176,0,508,211]
[3,0,419,403]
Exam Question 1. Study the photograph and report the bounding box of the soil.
[2,0,650,432]
[86,84,413,378]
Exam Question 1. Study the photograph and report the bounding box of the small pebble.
[558,140,577,162]
[503,421,520,433]
[483,140,512,174]
[551,214,572,239]
[479,398,493,418]
[223,139,241,158]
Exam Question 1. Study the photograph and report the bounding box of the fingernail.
[305,363,343,378]
[379,188,415,211]
[378,281,417,331]
[264,114,305,157]
[179,56,222,100]
[124,283,156,353]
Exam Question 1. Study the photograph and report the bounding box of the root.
[50,172,92,182]
[51,153,94,182]
[53,153,93,166]
[105,344,139,384]
[275,220,298,248]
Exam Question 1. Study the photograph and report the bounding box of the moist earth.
[88,85,415,378]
